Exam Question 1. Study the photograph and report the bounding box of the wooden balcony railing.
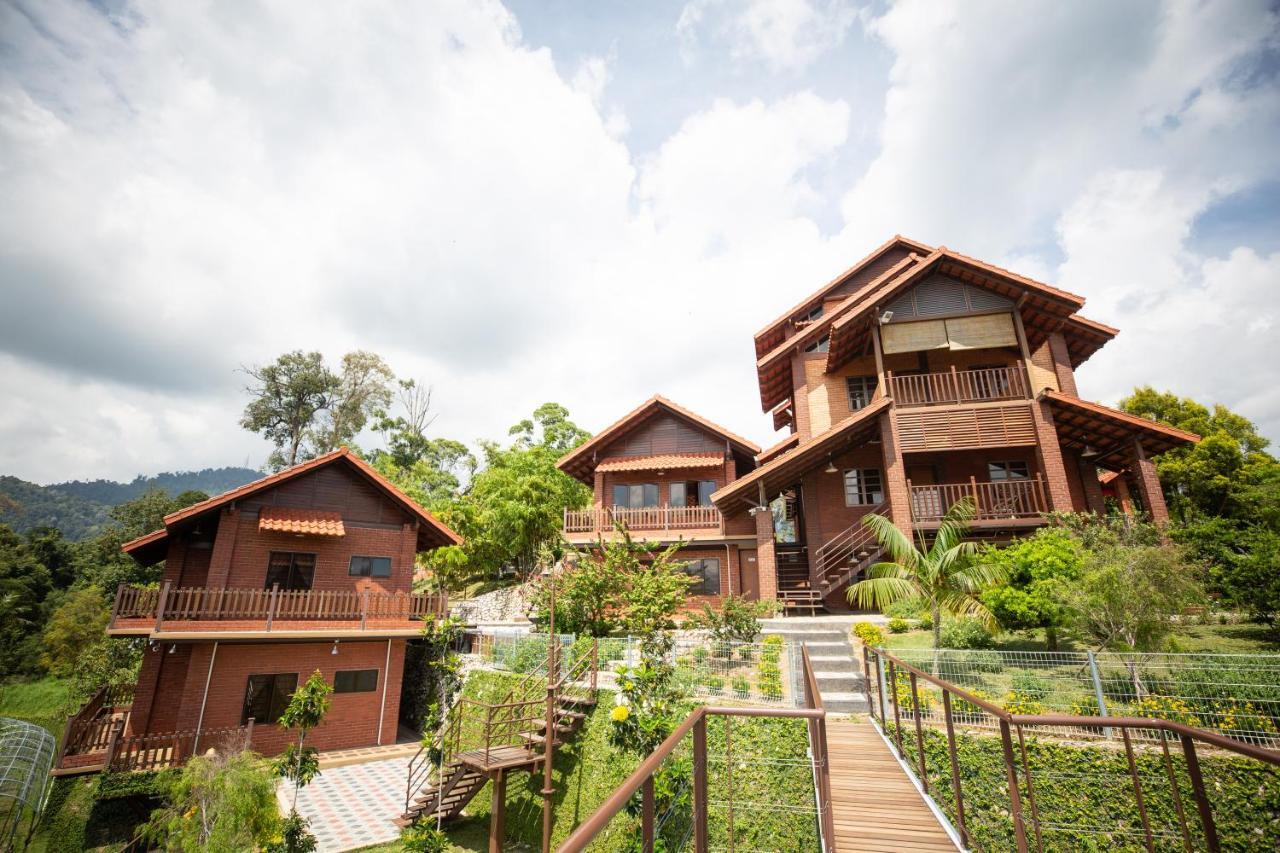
[58,682,135,763]
[890,364,1029,408]
[908,476,1048,523]
[563,505,723,534]
[110,583,446,632]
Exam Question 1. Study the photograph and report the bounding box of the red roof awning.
[258,507,345,537]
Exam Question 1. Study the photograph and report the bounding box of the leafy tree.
[0,523,51,675]
[848,499,1007,648]
[374,379,441,470]
[1213,528,1280,629]
[424,404,591,588]
[310,351,395,455]
[529,550,622,637]
[273,669,332,851]
[241,351,340,470]
[1061,543,1204,651]
[685,595,774,644]
[23,525,77,588]
[41,586,110,677]
[979,528,1083,650]
[143,749,281,851]
[400,616,465,738]
[75,489,209,594]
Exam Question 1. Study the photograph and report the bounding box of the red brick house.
[566,236,1199,613]
[556,396,764,605]
[56,448,459,773]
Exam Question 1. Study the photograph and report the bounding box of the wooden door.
[739,549,760,600]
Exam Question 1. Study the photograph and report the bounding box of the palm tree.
[847,498,1006,649]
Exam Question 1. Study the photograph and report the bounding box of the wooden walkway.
[827,720,959,852]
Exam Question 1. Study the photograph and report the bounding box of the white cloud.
[677,0,859,72]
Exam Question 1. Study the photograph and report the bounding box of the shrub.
[851,621,885,647]
[143,750,280,851]
[1009,672,1052,701]
[1002,691,1046,715]
[1210,701,1279,744]
[1131,695,1201,727]
[686,595,771,644]
[939,618,994,649]
[916,613,933,632]
[883,599,926,619]
[887,617,910,634]
[892,670,934,715]
[951,689,998,722]
[732,676,750,697]
[935,648,1002,674]
[704,675,724,694]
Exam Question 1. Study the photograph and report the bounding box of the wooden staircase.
[812,504,885,602]
[398,641,600,828]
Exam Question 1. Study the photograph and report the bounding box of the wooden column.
[1131,438,1170,526]
[490,768,507,853]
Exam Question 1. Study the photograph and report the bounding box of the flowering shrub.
[887,617,910,634]
[851,621,884,647]
[1131,695,1201,727]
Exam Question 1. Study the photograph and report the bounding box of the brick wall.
[147,639,406,756]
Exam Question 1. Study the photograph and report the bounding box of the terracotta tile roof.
[1098,469,1123,485]
[123,447,460,563]
[557,395,760,485]
[757,433,799,465]
[1040,390,1199,463]
[258,507,346,537]
[595,453,725,473]
[713,398,890,509]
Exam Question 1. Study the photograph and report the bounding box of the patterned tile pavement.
[280,756,411,852]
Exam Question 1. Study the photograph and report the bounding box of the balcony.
[909,477,1048,526]
[108,583,447,638]
[890,365,1028,408]
[563,505,723,538]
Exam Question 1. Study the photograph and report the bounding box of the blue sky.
[1,0,1278,482]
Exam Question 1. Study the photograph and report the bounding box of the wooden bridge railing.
[111,583,446,631]
[862,645,1280,852]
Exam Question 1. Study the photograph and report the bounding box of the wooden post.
[909,673,929,795]
[490,768,507,853]
[941,692,968,848]
[110,583,124,624]
[266,583,279,631]
[103,717,124,773]
[641,776,655,853]
[970,476,981,515]
[245,717,255,750]
[155,581,171,633]
[950,364,961,403]
[361,589,370,630]
[1180,734,1219,852]
[693,715,708,853]
[999,720,1030,853]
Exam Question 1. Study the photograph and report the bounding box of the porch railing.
[909,477,1047,523]
[862,646,1280,852]
[890,364,1029,408]
[105,718,254,773]
[563,505,723,534]
[111,582,446,631]
[58,682,135,761]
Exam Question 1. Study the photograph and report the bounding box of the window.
[265,552,315,590]
[242,673,297,725]
[349,556,392,578]
[988,461,1030,481]
[669,482,688,506]
[796,305,823,325]
[681,558,721,596]
[670,481,716,507]
[334,669,378,693]
[846,375,878,411]
[844,469,884,506]
[697,480,716,506]
[804,334,830,354]
[612,483,658,508]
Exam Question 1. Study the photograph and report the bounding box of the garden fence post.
[1087,651,1112,739]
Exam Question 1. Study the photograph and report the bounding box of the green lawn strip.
[887,722,1278,852]
[0,676,73,739]
[442,669,819,852]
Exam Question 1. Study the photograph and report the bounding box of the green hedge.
[887,723,1279,852]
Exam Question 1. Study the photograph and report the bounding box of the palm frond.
[936,588,1001,632]
[848,575,921,610]
[862,512,920,570]
[863,562,913,580]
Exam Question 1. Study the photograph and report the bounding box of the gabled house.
[564,236,1199,614]
[57,448,460,774]
[556,396,763,603]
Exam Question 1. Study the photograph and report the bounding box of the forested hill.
[0,467,262,540]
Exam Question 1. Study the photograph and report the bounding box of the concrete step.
[820,692,870,714]
[808,657,860,673]
[814,673,865,691]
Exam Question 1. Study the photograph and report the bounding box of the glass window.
[265,552,315,590]
[613,484,659,508]
[798,305,823,324]
[843,469,885,506]
[242,673,298,725]
[846,375,878,411]
[681,558,721,596]
[334,669,378,693]
[804,334,830,354]
[988,461,1030,481]
[669,482,687,507]
[612,484,629,507]
[349,556,392,578]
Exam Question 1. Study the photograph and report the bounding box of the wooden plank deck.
[827,720,959,852]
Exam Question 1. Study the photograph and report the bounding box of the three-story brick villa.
[558,236,1199,613]
[56,448,459,773]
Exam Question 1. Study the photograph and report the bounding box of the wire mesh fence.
[873,647,1280,748]
[669,636,792,706]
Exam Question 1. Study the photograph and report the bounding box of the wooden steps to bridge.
[826,719,958,851]
[396,695,596,827]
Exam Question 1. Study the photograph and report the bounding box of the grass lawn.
[0,676,72,738]
[881,620,1280,654]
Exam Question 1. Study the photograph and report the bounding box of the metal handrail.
[811,502,885,591]
[863,645,1280,853]
[558,647,834,853]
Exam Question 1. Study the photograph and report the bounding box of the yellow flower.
[611,705,631,722]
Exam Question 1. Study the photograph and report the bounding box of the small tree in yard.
[686,595,774,645]
[272,670,333,852]
[979,528,1083,650]
[848,498,1006,648]
[143,749,280,851]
